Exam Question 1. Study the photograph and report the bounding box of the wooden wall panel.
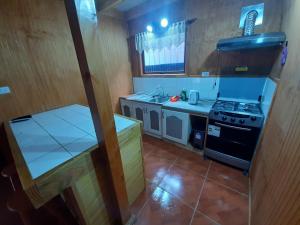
[96,15,133,113]
[0,0,87,123]
[250,0,300,225]
[127,0,283,76]
[0,0,132,125]
[128,36,142,76]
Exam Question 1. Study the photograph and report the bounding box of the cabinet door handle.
[162,111,164,119]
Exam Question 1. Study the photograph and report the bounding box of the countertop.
[163,100,215,115]
[123,94,215,115]
[9,104,136,179]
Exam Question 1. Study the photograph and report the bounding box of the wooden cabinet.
[162,109,190,145]
[145,104,162,136]
[121,99,163,137]
[132,102,147,130]
[132,102,162,136]
[120,99,133,118]
[120,98,193,145]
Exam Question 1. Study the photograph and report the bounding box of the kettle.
[188,90,199,105]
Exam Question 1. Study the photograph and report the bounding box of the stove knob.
[214,111,219,115]
[251,116,257,121]
[239,119,245,124]
[230,118,236,123]
[222,116,227,121]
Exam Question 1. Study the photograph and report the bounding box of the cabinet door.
[132,102,147,130]
[120,99,132,118]
[162,109,189,145]
[146,104,162,136]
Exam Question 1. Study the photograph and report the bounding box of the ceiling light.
[146,25,153,32]
[160,18,168,28]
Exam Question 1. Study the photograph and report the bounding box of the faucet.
[152,85,166,98]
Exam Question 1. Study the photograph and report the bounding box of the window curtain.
[135,21,186,54]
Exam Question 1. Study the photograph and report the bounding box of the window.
[75,0,97,23]
[135,21,186,75]
[143,40,185,74]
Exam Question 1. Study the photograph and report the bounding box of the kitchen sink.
[148,97,169,104]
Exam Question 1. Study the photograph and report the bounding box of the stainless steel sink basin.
[148,97,169,104]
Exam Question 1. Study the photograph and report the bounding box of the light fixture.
[160,18,168,28]
[146,25,153,32]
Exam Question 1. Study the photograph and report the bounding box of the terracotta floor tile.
[148,148,178,162]
[135,187,194,225]
[197,180,249,225]
[174,151,211,177]
[142,134,157,143]
[158,164,205,208]
[143,136,179,161]
[191,212,218,225]
[143,154,174,184]
[142,142,154,157]
[208,161,249,194]
[138,136,249,225]
[130,181,157,216]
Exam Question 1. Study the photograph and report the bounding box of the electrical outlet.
[0,86,11,95]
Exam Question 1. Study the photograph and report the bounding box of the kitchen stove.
[209,100,264,128]
[205,100,264,174]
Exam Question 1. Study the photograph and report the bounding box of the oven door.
[206,119,260,161]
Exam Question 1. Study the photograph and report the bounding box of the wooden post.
[63,1,131,224]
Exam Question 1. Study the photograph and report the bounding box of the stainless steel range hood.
[217,32,286,51]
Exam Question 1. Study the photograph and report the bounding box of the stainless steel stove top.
[213,100,262,115]
[209,100,264,128]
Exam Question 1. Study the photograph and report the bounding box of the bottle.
[180,89,187,101]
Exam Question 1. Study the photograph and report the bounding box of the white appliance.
[188,90,199,105]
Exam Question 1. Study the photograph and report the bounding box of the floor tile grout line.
[155,155,211,211]
[141,137,248,224]
[205,177,249,197]
[142,150,151,158]
[155,185,196,211]
[189,160,212,225]
[135,150,179,217]
[197,210,221,225]
[167,157,179,171]
[155,161,212,211]
[155,156,179,187]
[208,162,249,195]
[134,193,151,218]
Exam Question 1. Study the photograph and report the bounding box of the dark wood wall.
[127,0,283,76]
[0,0,132,125]
[250,0,300,224]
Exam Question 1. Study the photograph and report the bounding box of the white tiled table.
[10,104,135,179]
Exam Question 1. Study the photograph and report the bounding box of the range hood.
[217,32,286,52]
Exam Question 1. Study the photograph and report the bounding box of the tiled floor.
[131,135,249,225]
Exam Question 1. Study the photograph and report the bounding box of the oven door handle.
[215,122,252,131]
